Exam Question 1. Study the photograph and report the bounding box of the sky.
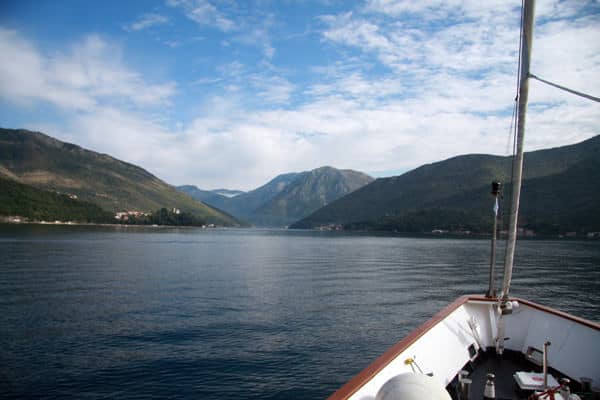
[0,0,598,191]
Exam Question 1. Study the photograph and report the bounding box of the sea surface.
[1,225,599,399]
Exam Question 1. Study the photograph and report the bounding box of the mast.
[501,0,536,301]
[486,182,501,298]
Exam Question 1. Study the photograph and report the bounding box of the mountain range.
[291,135,600,234]
[0,128,241,226]
[178,167,374,227]
[2,127,598,234]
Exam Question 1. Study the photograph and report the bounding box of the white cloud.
[321,12,393,54]
[125,13,169,31]
[530,18,600,105]
[535,0,590,20]
[216,60,245,78]
[314,1,599,158]
[162,39,181,48]
[0,28,95,110]
[319,9,519,74]
[264,43,275,59]
[0,29,176,110]
[251,75,294,104]
[166,0,235,32]
[306,72,404,104]
[365,0,519,20]
[33,76,598,192]
[167,1,277,60]
[2,0,598,191]
[232,24,276,60]
[206,60,294,105]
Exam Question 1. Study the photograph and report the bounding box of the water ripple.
[1,225,599,399]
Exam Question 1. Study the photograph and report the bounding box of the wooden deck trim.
[328,295,599,400]
[328,294,481,400]
[513,297,600,331]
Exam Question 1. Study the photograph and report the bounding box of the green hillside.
[252,167,374,226]
[0,177,113,223]
[228,172,302,223]
[0,128,241,226]
[291,136,600,234]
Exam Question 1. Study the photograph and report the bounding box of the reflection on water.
[1,225,599,399]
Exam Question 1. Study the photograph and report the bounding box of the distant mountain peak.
[178,166,374,227]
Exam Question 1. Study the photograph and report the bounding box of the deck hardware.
[483,373,496,399]
[543,341,551,389]
[559,378,571,399]
[500,300,515,315]
[403,357,433,376]
[468,343,478,362]
[526,377,572,400]
[467,317,484,354]
[525,346,544,366]
[495,320,505,355]
[486,181,502,298]
[580,377,592,392]
[458,370,472,400]
[495,301,515,354]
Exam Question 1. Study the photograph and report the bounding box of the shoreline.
[0,219,597,240]
[0,218,222,230]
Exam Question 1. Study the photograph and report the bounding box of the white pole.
[501,0,536,301]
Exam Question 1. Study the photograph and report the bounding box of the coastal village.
[2,207,218,228]
[113,210,153,221]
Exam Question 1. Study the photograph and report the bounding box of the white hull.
[329,295,600,399]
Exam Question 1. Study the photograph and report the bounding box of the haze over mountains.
[178,167,374,227]
[212,189,245,198]
[0,128,240,226]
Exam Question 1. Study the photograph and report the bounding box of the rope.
[529,73,600,103]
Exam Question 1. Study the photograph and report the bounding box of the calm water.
[1,225,599,399]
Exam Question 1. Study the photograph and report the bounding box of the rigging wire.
[505,100,518,158]
[501,0,598,258]
[500,100,518,238]
[529,73,600,103]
